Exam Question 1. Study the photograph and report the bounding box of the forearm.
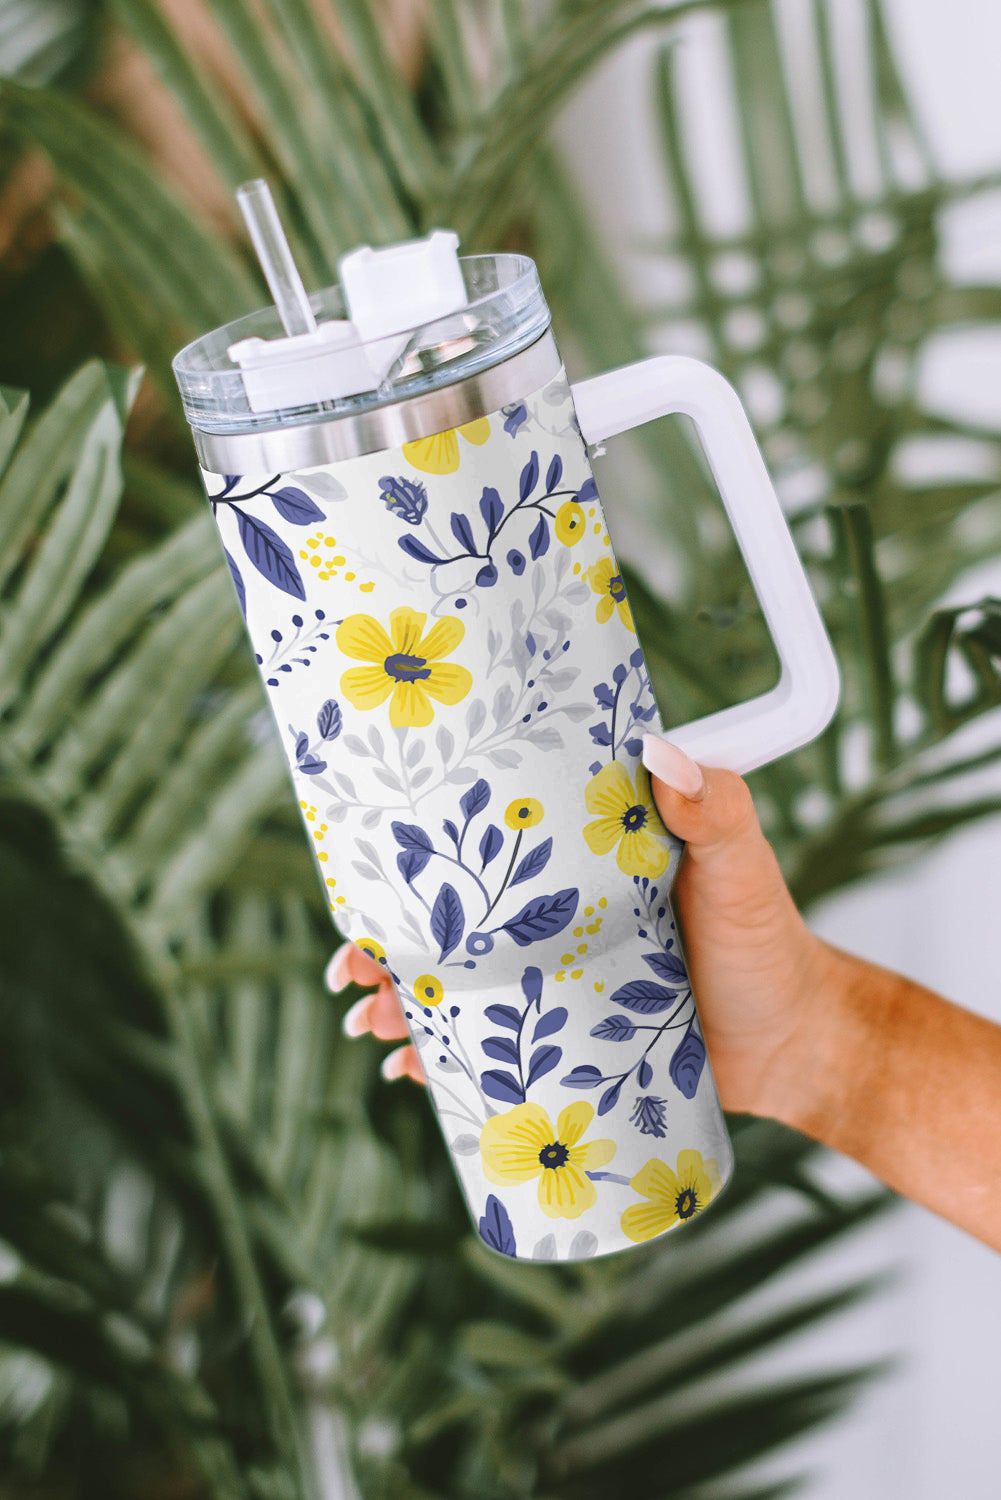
[767,944,1001,1251]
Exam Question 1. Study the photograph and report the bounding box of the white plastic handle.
[571,356,839,774]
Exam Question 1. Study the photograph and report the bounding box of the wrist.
[752,939,887,1144]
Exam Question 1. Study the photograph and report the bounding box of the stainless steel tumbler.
[174,238,838,1260]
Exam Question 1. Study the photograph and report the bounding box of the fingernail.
[325,948,352,992]
[342,995,374,1038]
[381,1046,411,1082]
[641,736,706,801]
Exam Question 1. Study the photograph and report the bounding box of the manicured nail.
[381,1046,412,1081]
[325,948,352,992]
[641,736,706,801]
[342,995,374,1038]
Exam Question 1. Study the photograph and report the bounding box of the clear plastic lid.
[173,252,550,438]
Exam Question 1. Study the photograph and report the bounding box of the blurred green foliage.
[1,0,1000,1496]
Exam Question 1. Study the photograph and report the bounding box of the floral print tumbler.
[174,234,839,1261]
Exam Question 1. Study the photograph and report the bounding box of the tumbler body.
[175,259,733,1261]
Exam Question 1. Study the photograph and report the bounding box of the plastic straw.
[236,178,317,338]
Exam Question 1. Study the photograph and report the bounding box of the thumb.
[641,736,763,866]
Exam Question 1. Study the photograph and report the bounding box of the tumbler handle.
[571,356,839,774]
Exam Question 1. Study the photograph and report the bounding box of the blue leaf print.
[391,821,434,852]
[500,889,578,947]
[479,486,503,532]
[294,729,309,759]
[509,837,552,888]
[669,1028,706,1099]
[578,477,598,505]
[642,950,689,984]
[526,1045,561,1087]
[638,1058,653,1089]
[529,515,549,559]
[624,738,644,758]
[590,1015,637,1042]
[485,1004,521,1031]
[431,882,464,961]
[399,535,441,564]
[482,1035,520,1064]
[460,778,490,820]
[237,511,305,599]
[521,967,543,1004]
[611,980,678,1014]
[594,682,616,710]
[479,823,503,867]
[398,848,431,882]
[481,1069,525,1105]
[532,1007,566,1041]
[224,548,246,617]
[560,1065,604,1090]
[588,724,613,746]
[475,560,498,587]
[450,511,476,552]
[479,1194,517,1257]
[597,1079,624,1116]
[502,403,527,437]
[317,699,342,740]
[271,485,324,525]
[519,451,539,501]
[545,454,563,493]
[443,818,460,845]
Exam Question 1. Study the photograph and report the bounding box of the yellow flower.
[337,606,472,727]
[413,974,443,1007]
[587,556,635,632]
[555,499,585,546]
[480,1101,615,1220]
[358,938,387,966]
[582,761,670,878]
[403,417,491,474]
[620,1150,723,1243]
[504,797,544,830]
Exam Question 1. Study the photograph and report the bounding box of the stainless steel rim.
[192,332,562,473]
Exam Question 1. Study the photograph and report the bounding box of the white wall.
[556,2,1001,1495]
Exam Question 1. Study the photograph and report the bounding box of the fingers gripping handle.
[571,356,839,775]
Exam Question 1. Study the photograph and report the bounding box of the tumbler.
[173,230,839,1261]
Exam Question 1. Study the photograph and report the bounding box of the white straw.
[236,178,317,338]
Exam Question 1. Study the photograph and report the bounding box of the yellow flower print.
[587,556,635,633]
[582,761,671,878]
[620,1150,724,1243]
[337,606,472,727]
[357,938,387,966]
[480,1101,616,1220]
[504,797,544,830]
[555,499,585,546]
[403,417,491,475]
[413,973,443,1007]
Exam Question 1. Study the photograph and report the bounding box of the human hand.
[638,738,836,1119]
[328,737,838,1119]
[326,939,427,1084]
